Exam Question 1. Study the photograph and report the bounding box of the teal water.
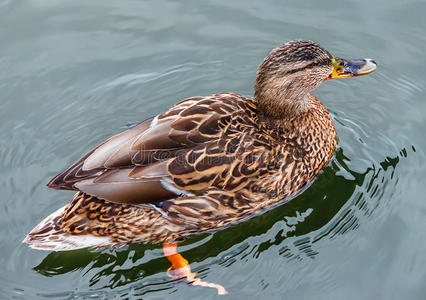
[1,0,426,299]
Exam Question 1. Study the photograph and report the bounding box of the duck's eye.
[306,63,315,69]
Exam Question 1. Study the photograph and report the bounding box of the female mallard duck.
[24,40,375,276]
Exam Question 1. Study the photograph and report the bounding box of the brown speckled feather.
[26,92,336,249]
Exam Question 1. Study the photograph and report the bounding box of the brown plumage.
[24,40,376,250]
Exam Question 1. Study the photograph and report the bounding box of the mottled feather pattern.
[26,92,336,248]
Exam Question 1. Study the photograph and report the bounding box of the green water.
[1,0,425,299]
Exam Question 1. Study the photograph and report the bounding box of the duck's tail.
[23,191,194,251]
[23,194,114,251]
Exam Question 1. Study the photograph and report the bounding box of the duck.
[24,40,376,290]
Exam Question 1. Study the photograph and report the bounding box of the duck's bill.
[327,58,377,80]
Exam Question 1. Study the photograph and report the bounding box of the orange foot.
[162,243,228,295]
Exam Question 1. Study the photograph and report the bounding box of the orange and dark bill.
[327,58,377,79]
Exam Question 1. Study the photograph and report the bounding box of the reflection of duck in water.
[24,40,376,294]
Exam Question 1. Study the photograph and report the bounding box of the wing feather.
[47,93,266,205]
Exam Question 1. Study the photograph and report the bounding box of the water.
[1,0,425,299]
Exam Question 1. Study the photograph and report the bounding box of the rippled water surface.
[1,0,426,299]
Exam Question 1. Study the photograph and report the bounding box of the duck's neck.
[255,87,311,119]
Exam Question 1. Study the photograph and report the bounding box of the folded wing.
[47,94,264,205]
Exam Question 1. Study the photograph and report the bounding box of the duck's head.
[255,40,376,118]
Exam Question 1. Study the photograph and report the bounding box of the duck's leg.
[162,243,228,295]
[162,243,191,277]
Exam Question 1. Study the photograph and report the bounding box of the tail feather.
[24,191,189,251]
[23,203,112,251]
